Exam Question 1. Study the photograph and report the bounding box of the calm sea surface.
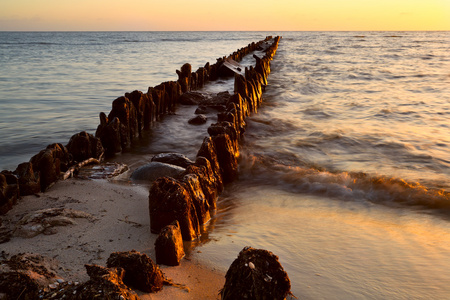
[1,31,450,299]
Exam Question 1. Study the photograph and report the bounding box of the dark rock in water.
[149,177,200,240]
[66,131,104,163]
[188,114,207,125]
[201,91,231,107]
[195,105,208,114]
[151,153,194,168]
[30,143,70,192]
[13,162,40,196]
[179,91,208,105]
[155,220,185,266]
[220,247,293,300]
[0,171,19,215]
[182,174,210,224]
[106,250,164,293]
[130,161,185,183]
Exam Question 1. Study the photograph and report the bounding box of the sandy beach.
[1,175,225,299]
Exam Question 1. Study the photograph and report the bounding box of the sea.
[1,31,449,299]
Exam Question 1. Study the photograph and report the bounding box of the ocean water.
[1,31,450,299]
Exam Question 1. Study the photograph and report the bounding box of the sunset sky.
[1,0,449,31]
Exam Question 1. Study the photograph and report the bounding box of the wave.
[238,152,450,212]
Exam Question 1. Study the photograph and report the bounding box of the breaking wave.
[238,153,450,212]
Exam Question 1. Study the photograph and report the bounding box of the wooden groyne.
[0,36,280,216]
[149,36,281,242]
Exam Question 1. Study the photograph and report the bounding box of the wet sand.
[1,176,225,299]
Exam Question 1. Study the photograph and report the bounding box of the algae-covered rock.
[221,247,293,300]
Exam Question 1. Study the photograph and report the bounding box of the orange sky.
[1,0,449,31]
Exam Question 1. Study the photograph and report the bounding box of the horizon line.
[1,29,449,32]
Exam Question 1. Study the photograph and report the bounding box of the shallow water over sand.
[194,183,450,299]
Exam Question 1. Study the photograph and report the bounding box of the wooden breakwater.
[149,36,281,242]
[0,36,281,217]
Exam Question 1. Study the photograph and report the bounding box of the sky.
[1,0,449,31]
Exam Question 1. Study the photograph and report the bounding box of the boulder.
[106,250,164,293]
[195,105,208,114]
[13,162,40,196]
[200,91,231,107]
[188,114,207,125]
[66,131,104,163]
[151,153,194,168]
[179,91,208,105]
[130,161,185,183]
[220,247,293,300]
[149,177,200,240]
[155,220,185,266]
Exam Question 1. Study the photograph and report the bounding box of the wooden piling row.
[0,36,280,216]
[149,36,282,241]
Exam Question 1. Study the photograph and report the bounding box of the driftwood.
[62,157,102,180]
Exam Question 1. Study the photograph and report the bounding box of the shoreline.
[1,177,225,299]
